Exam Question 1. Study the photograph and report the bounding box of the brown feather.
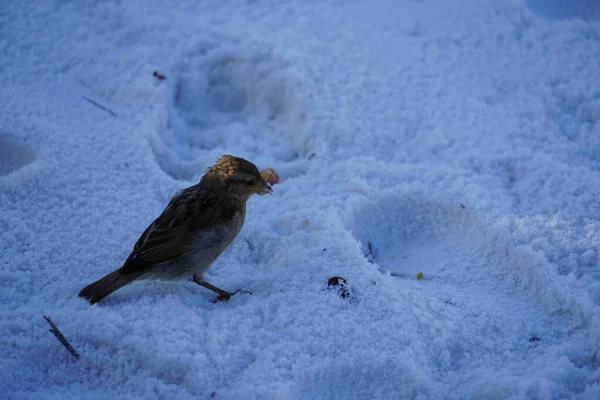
[127,186,233,270]
[78,268,144,304]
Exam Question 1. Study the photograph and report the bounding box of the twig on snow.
[82,96,117,117]
[153,71,166,80]
[43,315,80,359]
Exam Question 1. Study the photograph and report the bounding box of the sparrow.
[78,155,272,304]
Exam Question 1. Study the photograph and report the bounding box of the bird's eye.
[245,179,257,187]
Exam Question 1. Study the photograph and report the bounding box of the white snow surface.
[1,0,600,398]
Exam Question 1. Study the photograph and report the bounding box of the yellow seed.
[260,168,280,185]
[416,272,424,280]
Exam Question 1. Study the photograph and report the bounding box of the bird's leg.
[192,273,231,296]
[191,274,250,302]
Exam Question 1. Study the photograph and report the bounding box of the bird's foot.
[191,274,251,302]
[211,289,252,303]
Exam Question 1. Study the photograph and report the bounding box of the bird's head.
[203,155,273,199]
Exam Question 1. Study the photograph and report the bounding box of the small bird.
[78,155,272,304]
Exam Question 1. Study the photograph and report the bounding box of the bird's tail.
[78,269,143,304]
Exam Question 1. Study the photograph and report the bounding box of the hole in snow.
[526,0,600,20]
[0,135,36,177]
[347,195,482,282]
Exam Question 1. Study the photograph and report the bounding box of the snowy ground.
[1,0,600,398]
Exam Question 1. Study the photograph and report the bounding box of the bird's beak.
[254,179,273,195]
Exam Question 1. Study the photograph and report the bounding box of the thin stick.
[43,315,80,359]
[82,96,117,117]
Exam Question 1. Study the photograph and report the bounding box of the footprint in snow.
[344,193,592,385]
[151,38,314,182]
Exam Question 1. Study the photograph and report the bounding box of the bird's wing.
[120,186,230,273]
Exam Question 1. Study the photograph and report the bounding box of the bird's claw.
[211,289,252,303]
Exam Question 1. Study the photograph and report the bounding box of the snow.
[1,0,599,398]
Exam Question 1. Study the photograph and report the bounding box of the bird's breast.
[187,209,246,265]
